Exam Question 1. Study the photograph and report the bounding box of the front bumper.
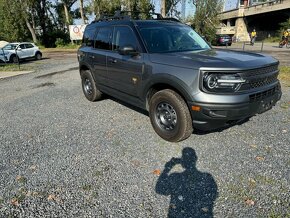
[189,84,282,131]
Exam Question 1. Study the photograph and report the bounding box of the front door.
[106,26,143,97]
[16,44,28,59]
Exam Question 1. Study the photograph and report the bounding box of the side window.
[25,43,34,48]
[95,27,112,50]
[82,27,95,47]
[19,44,26,49]
[112,26,138,51]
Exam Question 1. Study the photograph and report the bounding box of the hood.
[149,49,278,70]
[0,41,9,49]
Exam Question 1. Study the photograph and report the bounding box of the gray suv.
[78,12,282,142]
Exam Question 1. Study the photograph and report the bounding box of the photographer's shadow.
[156,147,218,218]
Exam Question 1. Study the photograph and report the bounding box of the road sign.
[69,25,87,40]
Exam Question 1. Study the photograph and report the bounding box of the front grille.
[249,86,279,102]
[241,64,279,77]
[249,73,278,89]
[239,64,279,90]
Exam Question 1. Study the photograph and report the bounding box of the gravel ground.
[0,53,289,217]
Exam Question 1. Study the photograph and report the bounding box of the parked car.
[0,42,42,63]
[78,12,281,142]
[213,35,232,46]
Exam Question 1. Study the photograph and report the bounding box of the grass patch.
[56,44,80,49]
[279,66,290,86]
[42,47,78,53]
[0,64,32,72]
[263,36,280,43]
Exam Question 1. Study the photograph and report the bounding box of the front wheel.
[80,70,102,102]
[149,89,193,142]
[10,55,19,63]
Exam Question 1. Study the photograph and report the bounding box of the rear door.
[106,26,144,97]
[91,27,112,86]
[24,43,35,57]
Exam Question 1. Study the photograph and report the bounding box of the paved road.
[0,52,289,217]
[214,42,290,66]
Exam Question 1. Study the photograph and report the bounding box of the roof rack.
[92,10,180,23]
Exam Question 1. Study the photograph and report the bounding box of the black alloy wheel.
[149,89,193,142]
[80,70,102,101]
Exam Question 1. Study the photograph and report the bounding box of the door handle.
[89,55,95,59]
[108,58,117,63]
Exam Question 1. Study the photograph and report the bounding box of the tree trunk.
[161,0,166,17]
[79,0,85,24]
[25,18,37,43]
[63,3,70,32]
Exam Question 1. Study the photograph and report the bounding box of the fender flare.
[142,74,193,103]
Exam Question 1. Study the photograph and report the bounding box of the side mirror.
[118,45,139,56]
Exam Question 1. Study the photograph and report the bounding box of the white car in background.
[0,42,42,63]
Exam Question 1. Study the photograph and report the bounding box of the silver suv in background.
[0,42,42,63]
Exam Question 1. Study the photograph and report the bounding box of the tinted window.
[25,43,34,48]
[139,25,210,53]
[83,27,95,47]
[19,44,26,49]
[95,27,112,50]
[112,26,138,51]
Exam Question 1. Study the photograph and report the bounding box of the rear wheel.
[149,89,193,142]
[80,70,102,101]
[35,52,42,60]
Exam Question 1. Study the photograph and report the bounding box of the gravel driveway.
[0,52,289,217]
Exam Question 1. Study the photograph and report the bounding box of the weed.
[279,66,290,86]
[82,184,92,191]
[16,176,27,184]
[94,171,103,177]
[0,64,32,72]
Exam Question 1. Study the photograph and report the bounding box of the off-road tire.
[149,89,193,142]
[80,70,102,102]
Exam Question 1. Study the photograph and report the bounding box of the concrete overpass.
[217,0,290,41]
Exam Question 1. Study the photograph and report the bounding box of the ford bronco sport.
[77,11,282,142]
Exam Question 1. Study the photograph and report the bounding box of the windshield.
[3,44,18,50]
[139,25,210,53]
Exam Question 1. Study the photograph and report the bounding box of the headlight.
[203,73,245,93]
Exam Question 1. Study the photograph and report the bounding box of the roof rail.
[92,10,180,23]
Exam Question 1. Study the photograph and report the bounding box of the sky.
[223,0,239,11]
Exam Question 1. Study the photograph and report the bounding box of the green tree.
[191,0,223,42]
[279,18,290,32]
[165,0,181,17]
[91,0,153,19]
[57,0,77,31]
[0,0,30,41]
